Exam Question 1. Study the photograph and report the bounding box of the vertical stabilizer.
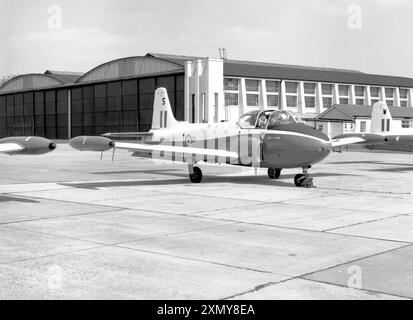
[151,88,179,130]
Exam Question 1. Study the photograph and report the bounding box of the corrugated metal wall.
[0,74,185,139]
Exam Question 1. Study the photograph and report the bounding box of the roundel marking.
[184,135,195,147]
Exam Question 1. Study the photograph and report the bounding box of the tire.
[294,174,305,187]
[268,168,281,179]
[189,167,203,183]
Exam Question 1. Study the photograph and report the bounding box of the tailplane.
[151,87,179,130]
[370,101,393,133]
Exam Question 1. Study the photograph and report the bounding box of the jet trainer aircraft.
[0,136,57,155]
[332,102,413,152]
[70,88,335,187]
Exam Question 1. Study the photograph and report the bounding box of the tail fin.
[370,101,393,133]
[151,87,179,130]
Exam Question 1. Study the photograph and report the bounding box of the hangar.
[1,52,413,139]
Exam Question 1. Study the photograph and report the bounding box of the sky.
[1,0,413,78]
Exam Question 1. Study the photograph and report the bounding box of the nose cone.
[49,142,57,150]
[263,127,331,168]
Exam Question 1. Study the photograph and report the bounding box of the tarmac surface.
[0,143,412,300]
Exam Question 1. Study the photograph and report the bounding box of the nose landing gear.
[294,166,313,188]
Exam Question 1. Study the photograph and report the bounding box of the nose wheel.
[268,168,282,180]
[294,166,313,188]
[188,165,203,183]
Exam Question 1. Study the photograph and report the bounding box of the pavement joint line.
[2,189,412,246]
[2,193,131,211]
[0,208,126,226]
[315,187,411,195]
[223,275,411,300]
[6,186,276,208]
[222,243,413,300]
[101,220,242,247]
[178,212,412,245]
[113,243,290,277]
[0,244,106,267]
[3,191,281,219]
[1,228,292,279]
[277,199,412,216]
[324,213,413,233]
[0,220,244,264]
[296,276,412,300]
[297,243,413,282]
[220,281,282,300]
[324,230,413,244]
[14,179,330,204]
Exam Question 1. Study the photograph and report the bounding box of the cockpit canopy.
[238,109,304,129]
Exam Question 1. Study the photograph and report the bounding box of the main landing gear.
[294,166,313,188]
[268,168,281,180]
[188,164,202,183]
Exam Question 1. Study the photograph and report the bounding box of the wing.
[0,143,24,154]
[114,142,239,161]
[331,136,368,148]
[331,133,385,148]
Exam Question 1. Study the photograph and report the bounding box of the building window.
[245,79,259,92]
[323,97,333,107]
[224,78,239,91]
[266,80,280,108]
[286,96,297,108]
[370,87,380,97]
[344,122,355,133]
[338,85,349,105]
[225,93,239,106]
[370,87,381,105]
[305,97,315,108]
[267,95,279,107]
[401,120,413,128]
[266,81,279,93]
[304,82,316,108]
[224,78,239,106]
[247,94,259,107]
[400,88,409,107]
[385,87,394,106]
[321,84,333,108]
[285,81,298,108]
[354,86,365,105]
[360,121,367,132]
[245,79,260,107]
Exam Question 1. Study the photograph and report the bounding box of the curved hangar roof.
[75,55,184,83]
[0,71,82,94]
[0,55,185,94]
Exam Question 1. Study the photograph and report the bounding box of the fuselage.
[144,119,331,169]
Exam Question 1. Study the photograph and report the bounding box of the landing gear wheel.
[294,174,305,187]
[268,168,281,180]
[189,167,203,183]
[294,166,314,188]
